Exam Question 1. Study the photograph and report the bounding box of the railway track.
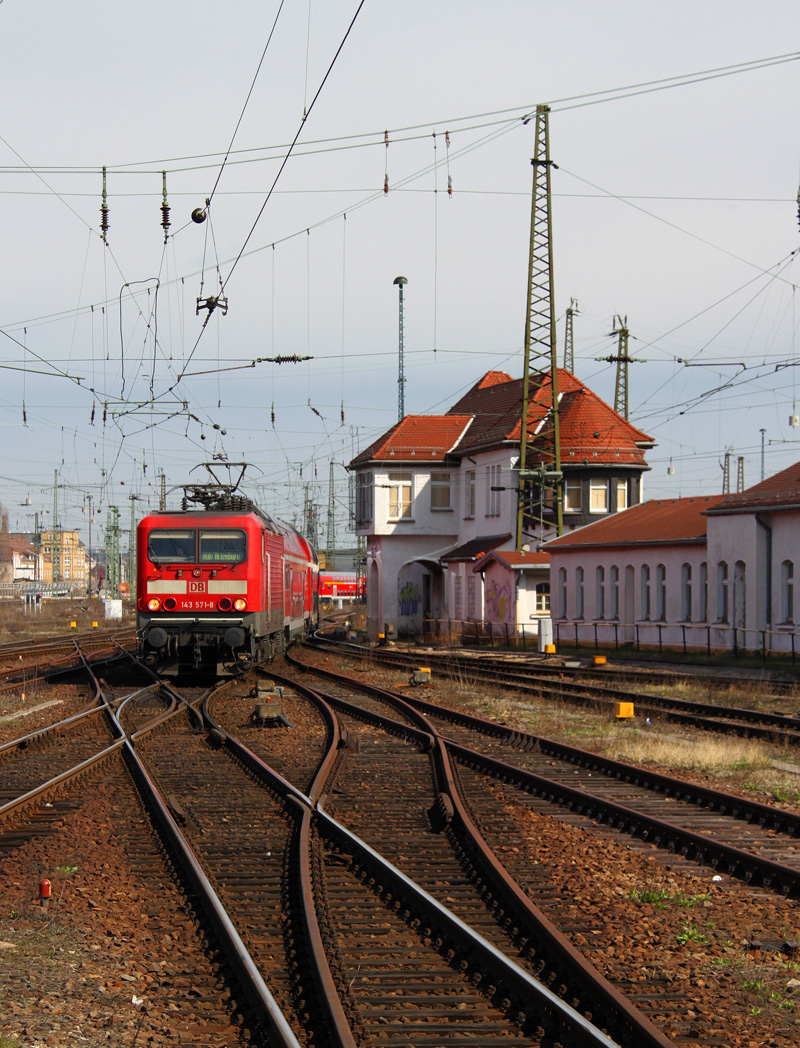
[5,637,800,1045]
[288,648,800,895]
[309,635,800,746]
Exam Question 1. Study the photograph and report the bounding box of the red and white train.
[136,475,318,674]
[318,571,365,602]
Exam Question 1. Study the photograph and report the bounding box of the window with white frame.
[782,560,794,623]
[387,473,413,520]
[595,565,605,619]
[640,564,651,620]
[681,563,692,621]
[699,562,708,622]
[557,567,567,618]
[485,464,502,517]
[716,561,729,622]
[576,566,585,619]
[590,479,608,513]
[656,563,666,621]
[535,582,550,613]
[355,472,373,526]
[464,470,476,518]
[430,472,452,511]
[616,479,628,510]
[564,478,582,512]
[610,565,620,619]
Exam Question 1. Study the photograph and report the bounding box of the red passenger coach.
[137,478,318,675]
[318,571,365,602]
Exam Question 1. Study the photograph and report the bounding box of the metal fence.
[422,618,542,649]
[421,616,800,663]
[0,581,84,600]
[553,618,800,664]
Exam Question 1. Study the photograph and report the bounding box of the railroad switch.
[251,681,292,727]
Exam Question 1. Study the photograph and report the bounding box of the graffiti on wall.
[399,581,420,616]
[485,578,513,623]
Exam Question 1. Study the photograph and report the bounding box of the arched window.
[656,564,667,621]
[557,567,567,619]
[782,560,794,624]
[576,566,585,620]
[699,562,708,622]
[681,563,692,622]
[595,565,605,619]
[716,561,729,623]
[610,565,620,620]
[640,564,651,620]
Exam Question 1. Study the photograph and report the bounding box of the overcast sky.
[1,1,799,544]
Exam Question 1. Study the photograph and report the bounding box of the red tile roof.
[706,460,800,513]
[448,369,654,465]
[545,496,724,550]
[474,549,550,573]
[350,415,473,466]
[349,369,654,468]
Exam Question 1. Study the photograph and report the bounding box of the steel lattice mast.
[516,105,562,552]
[563,297,578,372]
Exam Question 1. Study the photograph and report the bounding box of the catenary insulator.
[100,165,109,243]
[161,171,171,242]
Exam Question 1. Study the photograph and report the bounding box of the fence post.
[594,623,598,650]
[575,622,579,650]
[489,621,494,648]
[614,622,619,650]
[658,623,663,655]
[762,630,766,662]
[707,626,711,657]
[793,632,796,667]
[521,622,526,649]
[682,624,686,655]
[505,621,510,647]
[733,627,737,659]
[635,624,640,651]
[556,620,560,646]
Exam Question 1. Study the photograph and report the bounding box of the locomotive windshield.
[148,529,195,563]
[199,529,247,564]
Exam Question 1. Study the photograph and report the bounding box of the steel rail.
[449,740,800,896]
[315,803,622,1048]
[309,636,800,739]
[279,655,675,1047]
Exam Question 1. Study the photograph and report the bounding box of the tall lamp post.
[393,276,408,421]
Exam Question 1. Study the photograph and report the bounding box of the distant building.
[40,529,87,592]
[544,461,800,654]
[349,368,654,639]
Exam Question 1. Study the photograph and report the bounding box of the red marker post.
[39,878,51,909]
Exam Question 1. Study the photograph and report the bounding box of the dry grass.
[0,597,135,643]
[424,675,800,808]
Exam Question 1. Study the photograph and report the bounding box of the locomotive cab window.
[148,529,196,563]
[199,529,247,564]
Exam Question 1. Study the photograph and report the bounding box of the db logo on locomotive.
[189,581,206,593]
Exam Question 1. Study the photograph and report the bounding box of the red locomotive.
[136,466,318,674]
[318,571,365,602]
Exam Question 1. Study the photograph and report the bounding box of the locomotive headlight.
[147,597,161,611]
[233,597,247,612]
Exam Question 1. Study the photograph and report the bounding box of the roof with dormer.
[349,369,654,470]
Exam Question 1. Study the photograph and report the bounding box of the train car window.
[148,529,196,563]
[199,529,247,563]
